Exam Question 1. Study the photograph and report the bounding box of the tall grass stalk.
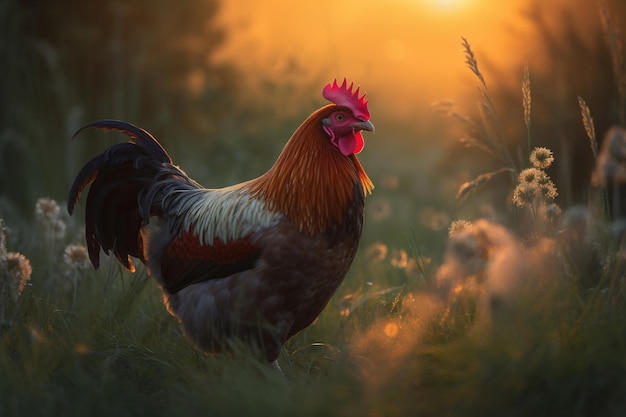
[451,38,537,206]
[522,65,532,155]
[461,37,516,172]
[578,96,599,159]
[579,95,611,221]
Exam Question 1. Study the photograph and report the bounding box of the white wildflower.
[63,245,91,270]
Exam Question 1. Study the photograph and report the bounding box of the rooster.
[68,79,374,365]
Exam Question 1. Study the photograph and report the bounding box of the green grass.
[2,204,626,417]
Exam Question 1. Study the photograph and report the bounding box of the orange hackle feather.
[250,105,373,235]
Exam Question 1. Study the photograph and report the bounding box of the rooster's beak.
[352,120,375,133]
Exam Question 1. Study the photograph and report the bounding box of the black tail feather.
[68,120,173,271]
[70,119,171,162]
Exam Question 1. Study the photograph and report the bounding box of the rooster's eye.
[335,114,345,121]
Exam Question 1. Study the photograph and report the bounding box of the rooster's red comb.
[322,78,370,121]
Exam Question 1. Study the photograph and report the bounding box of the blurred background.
[1,0,625,258]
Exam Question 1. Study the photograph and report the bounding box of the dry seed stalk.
[522,65,532,154]
[578,96,598,159]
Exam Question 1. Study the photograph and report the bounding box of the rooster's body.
[68,79,374,362]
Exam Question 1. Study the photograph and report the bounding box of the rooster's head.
[321,78,374,156]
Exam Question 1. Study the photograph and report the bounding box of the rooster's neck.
[250,107,373,235]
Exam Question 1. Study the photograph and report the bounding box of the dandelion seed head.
[514,165,558,207]
[530,147,555,169]
[5,252,32,298]
[35,197,66,240]
[449,220,473,237]
[512,182,540,207]
[63,245,91,270]
[535,173,550,187]
[436,219,517,300]
[35,197,60,221]
[606,126,626,161]
[592,127,626,186]
[448,229,488,266]
[518,168,546,184]
[539,181,559,200]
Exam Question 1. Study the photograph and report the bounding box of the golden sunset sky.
[213,0,600,119]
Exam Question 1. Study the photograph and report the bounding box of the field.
[2,1,626,416]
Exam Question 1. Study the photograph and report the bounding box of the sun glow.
[435,0,464,9]
[414,0,470,13]
[214,0,537,118]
